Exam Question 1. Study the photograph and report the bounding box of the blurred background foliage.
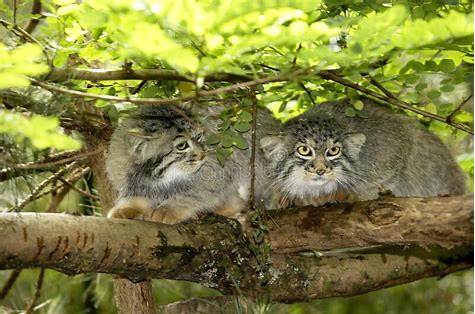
[0,0,473,313]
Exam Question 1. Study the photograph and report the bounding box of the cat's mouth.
[186,158,206,171]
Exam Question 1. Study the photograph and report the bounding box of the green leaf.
[221,135,234,148]
[239,111,253,122]
[439,59,456,73]
[218,119,231,131]
[206,133,221,145]
[425,103,437,114]
[234,122,251,132]
[440,84,455,92]
[353,100,364,111]
[216,147,233,166]
[415,82,428,93]
[0,43,48,89]
[140,85,160,98]
[424,61,438,71]
[454,111,473,123]
[57,4,78,15]
[427,90,441,99]
[232,134,249,150]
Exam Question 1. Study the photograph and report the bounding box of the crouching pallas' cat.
[260,98,466,208]
[106,105,275,223]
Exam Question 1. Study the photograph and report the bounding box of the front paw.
[107,197,152,219]
[149,206,191,224]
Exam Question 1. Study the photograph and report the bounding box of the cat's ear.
[344,133,366,158]
[260,135,286,159]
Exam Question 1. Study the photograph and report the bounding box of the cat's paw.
[107,197,151,219]
[149,206,191,224]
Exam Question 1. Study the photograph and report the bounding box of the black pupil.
[178,142,188,150]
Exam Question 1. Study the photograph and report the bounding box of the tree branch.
[0,269,21,300]
[24,268,45,314]
[23,0,42,34]
[45,68,248,83]
[446,95,473,123]
[0,149,100,182]
[0,195,471,303]
[30,67,473,134]
[30,68,311,106]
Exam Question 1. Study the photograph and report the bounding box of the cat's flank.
[260,98,466,208]
[106,105,274,223]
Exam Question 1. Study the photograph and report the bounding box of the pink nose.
[194,152,205,161]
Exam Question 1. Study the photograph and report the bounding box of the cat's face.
[126,106,207,188]
[260,116,366,199]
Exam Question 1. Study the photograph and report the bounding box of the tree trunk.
[85,136,156,314]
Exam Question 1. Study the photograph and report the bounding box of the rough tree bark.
[0,195,472,304]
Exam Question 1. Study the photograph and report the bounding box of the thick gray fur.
[260,98,466,206]
[106,104,276,221]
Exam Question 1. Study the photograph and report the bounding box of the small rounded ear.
[260,135,286,159]
[344,133,366,158]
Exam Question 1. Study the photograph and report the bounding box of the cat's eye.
[176,141,189,151]
[326,146,341,157]
[296,145,312,157]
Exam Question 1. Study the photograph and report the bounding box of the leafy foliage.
[0,43,47,89]
[0,110,81,150]
[0,0,473,148]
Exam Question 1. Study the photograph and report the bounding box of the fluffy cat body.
[106,105,275,223]
[261,98,466,207]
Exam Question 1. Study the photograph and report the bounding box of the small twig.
[12,0,17,25]
[0,18,43,47]
[319,70,474,134]
[132,80,148,94]
[446,95,473,123]
[33,167,91,203]
[0,17,50,64]
[46,183,72,213]
[0,269,21,300]
[7,162,78,212]
[365,74,398,99]
[292,43,302,65]
[248,90,258,210]
[24,268,45,314]
[24,0,42,34]
[4,149,99,171]
[57,178,100,201]
[299,82,316,105]
[0,149,100,182]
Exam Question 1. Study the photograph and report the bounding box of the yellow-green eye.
[327,146,341,157]
[296,145,312,157]
[176,141,189,151]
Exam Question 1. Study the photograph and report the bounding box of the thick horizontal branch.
[0,195,472,302]
[45,68,248,83]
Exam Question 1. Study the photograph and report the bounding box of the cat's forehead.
[285,116,341,145]
[135,106,195,134]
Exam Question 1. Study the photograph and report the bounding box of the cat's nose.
[316,168,326,176]
[193,151,205,161]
